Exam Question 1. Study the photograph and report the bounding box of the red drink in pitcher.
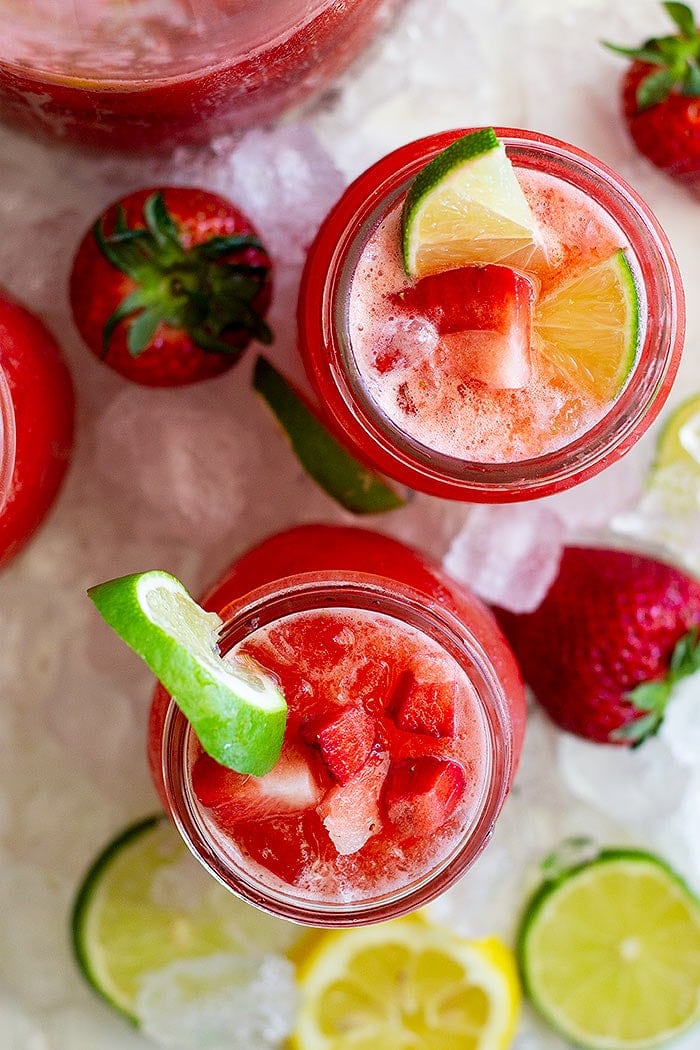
[0,0,401,151]
[148,524,526,926]
[298,128,685,502]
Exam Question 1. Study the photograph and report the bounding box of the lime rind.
[72,815,164,1023]
[517,848,700,1049]
[88,570,287,776]
[71,816,302,1026]
[401,127,538,277]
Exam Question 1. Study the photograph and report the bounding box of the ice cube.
[92,385,255,546]
[136,953,298,1049]
[0,992,49,1050]
[371,316,439,374]
[558,732,691,834]
[443,504,565,613]
[660,671,700,767]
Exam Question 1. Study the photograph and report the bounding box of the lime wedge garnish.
[87,569,286,776]
[534,249,639,401]
[72,815,301,1024]
[253,355,406,514]
[401,127,540,278]
[517,847,700,1049]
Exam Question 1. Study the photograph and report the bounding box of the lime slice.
[292,916,521,1050]
[534,249,639,402]
[87,569,286,775]
[252,355,406,514]
[401,127,540,278]
[652,393,700,474]
[72,815,301,1024]
[517,848,700,1049]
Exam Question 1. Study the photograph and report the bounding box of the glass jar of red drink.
[148,524,526,927]
[0,296,75,570]
[298,127,685,503]
[0,0,402,152]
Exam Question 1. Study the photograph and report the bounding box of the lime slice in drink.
[517,848,700,1049]
[401,127,540,278]
[87,569,286,776]
[293,916,521,1050]
[534,249,639,402]
[72,815,301,1024]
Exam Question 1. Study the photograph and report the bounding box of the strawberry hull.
[149,524,526,925]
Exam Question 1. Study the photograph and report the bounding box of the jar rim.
[159,570,515,926]
[298,126,686,502]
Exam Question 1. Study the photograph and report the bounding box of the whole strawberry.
[604,2,700,180]
[494,546,700,745]
[70,186,273,387]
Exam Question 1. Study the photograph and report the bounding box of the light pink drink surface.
[349,168,643,462]
[190,606,489,903]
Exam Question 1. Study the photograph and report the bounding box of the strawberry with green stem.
[495,546,700,745]
[604,2,700,179]
[70,186,273,387]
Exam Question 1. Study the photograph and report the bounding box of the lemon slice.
[292,916,521,1050]
[72,816,301,1023]
[401,127,540,278]
[517,848,700,1049]
[88,569,286,775]
[534,249,639,401]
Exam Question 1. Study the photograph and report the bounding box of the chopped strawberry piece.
[388,670,458,737]
[304,706,378,784]
[234,811,333,885]
[191,744,322,823]
[394,264,534,389]
[383,756,467,837]
[317,749,390,855]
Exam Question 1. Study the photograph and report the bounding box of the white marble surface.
[1,0,700,1047]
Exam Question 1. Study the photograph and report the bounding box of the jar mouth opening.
[304,127,685,500]
[0,365,16,515]
[160,571,514,926]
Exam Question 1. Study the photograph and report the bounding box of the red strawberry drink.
[299,128,685,502]
[0,295,74,570]
[149,525,526,926]
[0,0,400,151]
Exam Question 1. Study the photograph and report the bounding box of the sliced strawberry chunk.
[191,744,322,823]
[394,264,534,389]
[234,811,333,885]
[382,756,467,837]
[388,670,458,737]
[317,748,390,855]
[303,705,377,784]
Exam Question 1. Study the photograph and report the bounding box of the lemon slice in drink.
[401,127,540,278]
[534,249,639,402]
[517,848,700,1049]
[72,816,301,1024]
[292,916,521,1050]
[88,569,286,775]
